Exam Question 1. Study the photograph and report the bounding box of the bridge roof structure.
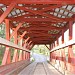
[0,0,75,44]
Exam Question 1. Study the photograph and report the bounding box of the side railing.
[50,21,75,75]
[0,37,31,75]
[50,39,75,75]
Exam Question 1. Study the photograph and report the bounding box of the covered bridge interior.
[0,0,75,75]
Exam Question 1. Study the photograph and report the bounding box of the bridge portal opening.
[30,45,50,62]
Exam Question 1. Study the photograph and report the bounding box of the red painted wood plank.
[0,2,16,23]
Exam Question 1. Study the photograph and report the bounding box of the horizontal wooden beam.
[29,23,57,26]
[33,41,50,43]
[21,4,51,8]
[0,37,30,52]
[9,17,74,23]
[50,39,75,52]
[32,41,52,44]
[30,38,54,42]
[9,18,59,22]
[0,0,74,4]
[28,25,63,30]
[33,42,51,44]
[9,16,59,24]
[20,27,61,31]
[28,34,57,38]
[31,38,53,40]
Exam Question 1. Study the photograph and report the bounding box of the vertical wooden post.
[56,37,59,46]
[49,44,51,50]
[23,51,25,60]
[25,52,27,60]
[24,51,26,60]
[27,52,28,59]
[62,30,64,44]
[51,44,52,50]
[50,44,52,62]
[26,52,29,60]
[23,42,27,60]
[52,43,53,49]
[2,19,11,65]
[61,29,66,74]
[28,52,30,60]
[24,37,30,60]
[24,40,27,60]
[53,42,54,48]
[50,44,51,61]
[54,41,55,48]
[55,37,59,69]
[27,52,29,59]
[12,31,18,62]
[68,21,72,63]
[19,38,23,61]
[68,21,74,74]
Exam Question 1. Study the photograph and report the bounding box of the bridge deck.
[18,62,62,75]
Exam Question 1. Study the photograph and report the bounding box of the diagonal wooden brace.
[18,31,27,41]
[10,23,23,39]
[0,2,16,23]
